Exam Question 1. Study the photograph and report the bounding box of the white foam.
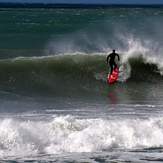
[110,35,163,79]
[0,115,163,157]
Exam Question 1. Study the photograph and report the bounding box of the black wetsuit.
[107,52,120,74]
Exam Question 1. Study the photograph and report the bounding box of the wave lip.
[0,115,163,158]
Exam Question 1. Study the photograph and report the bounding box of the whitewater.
[1,104,163,162]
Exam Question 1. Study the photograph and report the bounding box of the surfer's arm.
[116,53,120,61]
[106,55,110,64]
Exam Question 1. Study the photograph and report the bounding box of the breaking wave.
[0,50,162,96]
[0,50,162,93]
[0,115,163,158]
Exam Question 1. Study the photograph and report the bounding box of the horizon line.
[0,2,163,5]
[0,2,162,9]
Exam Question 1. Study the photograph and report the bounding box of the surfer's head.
[113,49,115,53]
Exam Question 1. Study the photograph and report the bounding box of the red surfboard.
[107,67,119,85]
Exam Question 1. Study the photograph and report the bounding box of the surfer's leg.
[109,62,113,74]
[113,62,117,69]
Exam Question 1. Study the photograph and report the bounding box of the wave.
[0,55,107,95]
[0,115,163,158]
[125,55,161,82]
[0,52,162,95]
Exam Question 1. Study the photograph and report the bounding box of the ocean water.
[0,6,163,162]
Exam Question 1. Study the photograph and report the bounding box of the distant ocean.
[0,4,163,162]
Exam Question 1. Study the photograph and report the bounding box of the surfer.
[106,50,120,74]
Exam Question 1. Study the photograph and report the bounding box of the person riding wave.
[106,50,120,74]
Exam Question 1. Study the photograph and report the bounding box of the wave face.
[0,53,162,96]
[1,115,163,158]
[0,55,107,95]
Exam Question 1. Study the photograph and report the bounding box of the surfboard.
[107,67,119,85]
